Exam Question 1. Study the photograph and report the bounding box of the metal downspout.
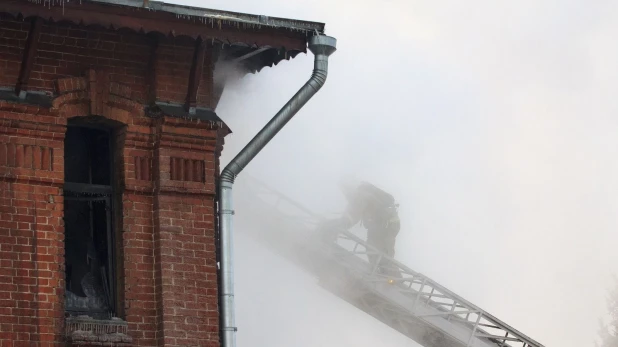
[218,34,337,347]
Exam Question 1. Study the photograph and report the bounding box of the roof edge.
[86,0,326,33]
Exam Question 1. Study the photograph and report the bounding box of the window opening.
[64,125,117,319]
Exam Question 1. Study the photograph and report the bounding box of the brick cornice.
[0,99,51,115]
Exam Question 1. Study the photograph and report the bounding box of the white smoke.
[170,0,618,346]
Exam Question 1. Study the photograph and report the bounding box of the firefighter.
[331,177,401,275]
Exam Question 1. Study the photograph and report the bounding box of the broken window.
[64,123,118,319]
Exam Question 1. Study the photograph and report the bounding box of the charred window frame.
[63,120,122,319]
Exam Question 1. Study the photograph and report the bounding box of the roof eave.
[86,0,326,34]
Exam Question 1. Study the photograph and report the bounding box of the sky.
[170,1,618,346]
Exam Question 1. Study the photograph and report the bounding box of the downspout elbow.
[220,35,336,183]
[220,167,236,184]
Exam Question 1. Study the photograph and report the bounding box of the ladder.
[234,176,545,347]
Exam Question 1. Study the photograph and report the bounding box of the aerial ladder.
[234,176,545,347]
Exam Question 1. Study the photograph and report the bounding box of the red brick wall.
[153,119,220,347]
[197,50,214,108]
[156,39,193,105]
[0,14,28,88]
[33,23,153,102]
[0,102,66,345]
[155,38,213,106]
[121,126,159,346]
[0,14,227,346]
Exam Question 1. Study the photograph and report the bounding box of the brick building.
[0,0,325,345]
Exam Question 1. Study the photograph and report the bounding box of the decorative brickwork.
[0,143,54,170]
[65,316,132,346]
[170,158,205,183]
[133,157,153,181]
